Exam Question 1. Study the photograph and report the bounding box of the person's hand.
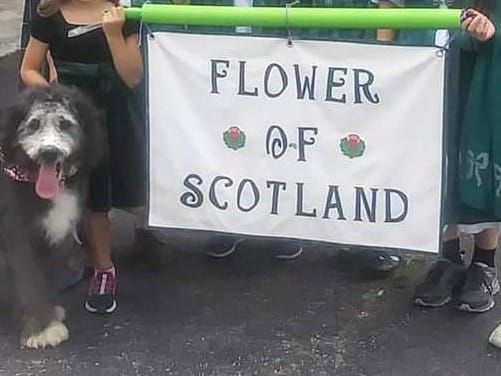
[49,66,58,85]
[462,9,496,42]
[102,6,125,40]
[47,52,58,85]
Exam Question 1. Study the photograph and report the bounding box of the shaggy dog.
[0,85,103,348]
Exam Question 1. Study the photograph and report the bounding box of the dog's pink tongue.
[35,162,59,199]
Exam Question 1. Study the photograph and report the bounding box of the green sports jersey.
[131,0,236,32]
[372,0,461,46]
[253,0,443,44]
[250,0,373,41]
[455,2,501,221]
[391,0,443,46]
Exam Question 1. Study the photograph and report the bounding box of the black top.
[30,10,139,64]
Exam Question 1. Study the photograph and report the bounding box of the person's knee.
[475,229,500,250]
[443,225,459,241]
[120,207,144,216]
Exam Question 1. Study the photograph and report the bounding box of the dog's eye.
[60,119,73,130]
[27,119,40,131]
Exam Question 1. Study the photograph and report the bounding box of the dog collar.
[0,147,37,183]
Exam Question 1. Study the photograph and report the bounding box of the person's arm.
[377,0,399,42]
[20,37,50,87]
[102,6,143,88]
[47,51,58,85]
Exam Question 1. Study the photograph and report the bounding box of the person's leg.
[457,228,500,313]
[83,148,118,314]
[414,225,468,307]
[206,235,241,258]
[84,210,118,314]
[472,228,499,266]
[123,207,173,267]
[269,240,303,260]
[441,225,462,261]
[86,211,113,269]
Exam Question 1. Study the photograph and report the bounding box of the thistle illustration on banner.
[340,134,365,158]
[223,126,246,151]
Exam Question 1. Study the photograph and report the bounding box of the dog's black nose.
[38,147,61,164]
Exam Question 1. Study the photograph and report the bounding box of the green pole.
[124,5,462,29]
[125,6,142,21]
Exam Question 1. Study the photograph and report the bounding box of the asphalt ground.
[1,52,501,376]
[0,1,23,58]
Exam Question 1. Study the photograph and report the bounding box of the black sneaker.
[456,262,500,313]
[270,241,303,260]
[414,259,467,308]
[206,236,240,258]
[362,250,401,273]
[84,265,117,314]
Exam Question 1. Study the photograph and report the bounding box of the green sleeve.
[453,31,481,51]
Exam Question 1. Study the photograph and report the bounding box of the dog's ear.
[0,101,29,157]
[0,87,47,146]
[62,86,105,170]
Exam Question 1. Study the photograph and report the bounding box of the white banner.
[147,32,445,253]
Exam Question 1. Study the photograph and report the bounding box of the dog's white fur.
[42,190,80,246]
[22,322,69,349]
[17,102,79,160]
[24,189,78,349]
[21,306,69,349]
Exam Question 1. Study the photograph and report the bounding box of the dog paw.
[54,305,66,322]
[490,324,501,348]
[21,321,69,349]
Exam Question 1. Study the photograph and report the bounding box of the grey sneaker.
[456,262,500,313]
[207,237,240,258]
[414,259,467,308]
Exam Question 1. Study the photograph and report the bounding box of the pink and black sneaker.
[84,265,117,314]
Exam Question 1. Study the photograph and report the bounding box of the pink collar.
[0,148,37,183]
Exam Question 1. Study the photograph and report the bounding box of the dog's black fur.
[0,85,103,348]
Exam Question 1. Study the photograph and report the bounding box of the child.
[20,0,145,314]
[374,0,453,46]
[414,2,500,314]
[20,0,58,84]
[175,0,399,265]
[289,0,405,273]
